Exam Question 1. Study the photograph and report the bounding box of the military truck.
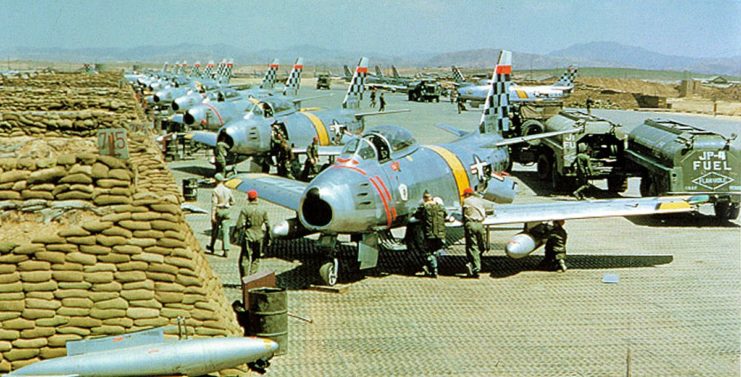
[509,109,629,192]
[316,73,331,90]
[407,79,441,102]
[624,119,740,220]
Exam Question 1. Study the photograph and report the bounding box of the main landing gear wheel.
[319,258,339,286]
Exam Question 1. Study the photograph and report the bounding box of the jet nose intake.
[183,111,196,125]
[301,188,333,228]
[171,101,180,111]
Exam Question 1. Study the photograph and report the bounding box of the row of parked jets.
[126,52,706,286]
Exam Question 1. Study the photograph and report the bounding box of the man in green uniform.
[207,173,234,256]
[419,192,447,277]
[236,190,271,281]
[214,140,229,178]
[462,187,487,278]
[276,139,295,179]
[302,136,320,181]
[543,220,568,272]
[572,145,593,200]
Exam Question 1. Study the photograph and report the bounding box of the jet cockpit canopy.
[340,125,418,163]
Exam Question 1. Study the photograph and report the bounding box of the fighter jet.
[3,326,278,377]
[181,58,304,129]
[189,57,408,171]
[171,58,282,113]
[454,64,578,107]
[224,50,706,285]
[151,60,235,108]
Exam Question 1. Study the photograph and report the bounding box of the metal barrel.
[247,287,288,355]
[181,178,198,201]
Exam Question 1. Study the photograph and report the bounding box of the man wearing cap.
[302,136,320,181]
[207,173,234,256]
[462,187,488,278]
[236,190,270,280]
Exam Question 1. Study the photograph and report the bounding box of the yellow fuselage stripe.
[248,98,260,104]
[516,89,529,99]
[299,112,330,146]
[426,145,470,203]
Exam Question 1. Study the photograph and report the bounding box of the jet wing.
[482,195,707,226]
[186,131,218,148]
[292,146,344,156]
[225,174,306,211]
[366,83,407,92]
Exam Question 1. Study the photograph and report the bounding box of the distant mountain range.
[2,41,739,76]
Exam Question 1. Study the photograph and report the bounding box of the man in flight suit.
[207,173,234,256]
[544,220,568,272]
[419,192,447,278]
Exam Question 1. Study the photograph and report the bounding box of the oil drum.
[247,287,287,355]
[181,178,198,201]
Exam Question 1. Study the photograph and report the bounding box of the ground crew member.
[379,93,386,112]
[276,139,295,179]
[418,192,447,277]
[457,96,466,114]
[236,190,270,280]
[207,173,234,256]
[462,187,487,278]
[269,122,286,168]
[370,88,377,108]
[586,97,594,114]
[302,136,320,181]
[572,145,593,200]
[214,140,229,178]
[543,220,568,272]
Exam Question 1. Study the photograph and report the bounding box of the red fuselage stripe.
[202,103,224,126]
[369,177,392,228]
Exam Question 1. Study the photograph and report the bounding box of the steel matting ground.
[169,84,740,377]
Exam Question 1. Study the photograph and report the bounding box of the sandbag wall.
[0,72,244,374]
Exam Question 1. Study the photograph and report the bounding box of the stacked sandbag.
[0,111,138,137]
[0,72,123,89]
[0,71,244,374]
[0,193,241,371]
[0,153,132,205]
[0,91,137,114]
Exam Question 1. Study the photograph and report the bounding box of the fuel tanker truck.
[508,109,629,192]
[624,118,740,220]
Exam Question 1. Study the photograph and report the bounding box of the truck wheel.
[714,202,740,221]
[435,97,439,103]
[607,175,628,193]
[639,175,651,197]
[536,154,552,181]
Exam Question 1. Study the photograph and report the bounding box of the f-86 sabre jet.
[225,50,705,285]
[454,64,577,107]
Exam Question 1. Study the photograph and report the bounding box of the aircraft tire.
[319,259,339,286]
[714,202,740,221]
[607,175,628,193]
[536,153,552,181]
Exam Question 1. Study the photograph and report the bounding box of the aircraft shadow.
[483,253,674,279]
[171,165,215,177]
[265,236,675,287]
[627,212,740,228]
[514,170,621,200]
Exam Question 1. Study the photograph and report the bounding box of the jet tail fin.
[451,65,466,83]
[283,57,304,96]
[391,65,400,78]
[554,66,577,88]
[191,62,202,78]
[342,57,368,109]
[343,65,352,80]
[260,58,279,90]
[202,60,215,79]
[217,59,234,85]
[375,65,384,78]
[479,50,512,135]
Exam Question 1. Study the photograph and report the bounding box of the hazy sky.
[2,0,740,57]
